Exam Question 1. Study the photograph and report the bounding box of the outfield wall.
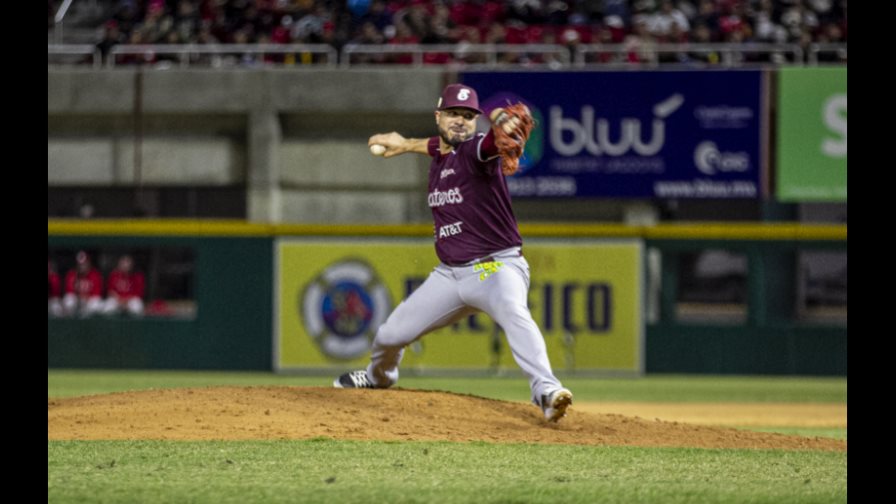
[48,232,272,370]
[47,220,846,375]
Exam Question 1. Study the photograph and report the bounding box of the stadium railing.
[574,42,806,67]
[48,42,847,68]
[808,43,848,65]
[340,43,571,67]
[48,44,103,68]
[104,44,339,68]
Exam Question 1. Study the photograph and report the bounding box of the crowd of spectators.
[64,0,847,65]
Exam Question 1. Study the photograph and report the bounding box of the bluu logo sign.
[550,94,684,157]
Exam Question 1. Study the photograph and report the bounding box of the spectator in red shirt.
[103,254,146,317]
[63,251,104,317]
[48,258,63,317]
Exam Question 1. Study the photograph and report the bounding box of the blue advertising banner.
[462,71,763,198]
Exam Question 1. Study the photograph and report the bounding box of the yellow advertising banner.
[276,239,642,373]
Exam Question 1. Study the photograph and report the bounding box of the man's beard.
[438,125,472,147]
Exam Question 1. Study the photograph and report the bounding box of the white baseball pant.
[366,247,563,405]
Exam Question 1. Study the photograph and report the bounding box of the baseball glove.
[490,103,535,176]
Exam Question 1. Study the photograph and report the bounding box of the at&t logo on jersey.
[427,187,464,208]
[438,221,463,239]
[302,260,392,360]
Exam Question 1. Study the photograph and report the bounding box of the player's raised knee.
[373,323,408,348]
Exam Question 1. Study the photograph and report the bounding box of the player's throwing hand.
[367,132,427,158]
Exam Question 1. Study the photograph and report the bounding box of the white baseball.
[502,117,520,134]
[370,144,387,156]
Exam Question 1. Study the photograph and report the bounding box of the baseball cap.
[436,84,483,115]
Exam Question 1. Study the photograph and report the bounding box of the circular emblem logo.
[302,260,392,360]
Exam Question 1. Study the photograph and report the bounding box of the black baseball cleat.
[333,370,377,389]
[541,388,573,422]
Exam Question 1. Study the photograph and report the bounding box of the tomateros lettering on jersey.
[302,259,392,360]
[426,134,522,265]
[428,187,464,208]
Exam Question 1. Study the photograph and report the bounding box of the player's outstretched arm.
[369,132,430,158]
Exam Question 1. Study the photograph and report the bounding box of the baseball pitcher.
[334,84,573,422]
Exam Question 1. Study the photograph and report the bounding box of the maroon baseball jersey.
[426,131,522,265]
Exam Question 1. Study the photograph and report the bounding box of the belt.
[447,249,523,267]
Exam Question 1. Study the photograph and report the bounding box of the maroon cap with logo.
[436,84,483,115]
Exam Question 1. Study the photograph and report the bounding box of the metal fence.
[574,42,808,67]
[48,44,102,68]
[49,43,846,69]
[106,44,338,68]
[808,43,848,65]
[340,43,571,68]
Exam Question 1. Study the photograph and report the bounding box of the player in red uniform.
[103,254,146,316]
[48,258,63,317]
[63,251,104,317]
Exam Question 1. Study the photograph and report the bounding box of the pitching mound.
[47,386,845,451]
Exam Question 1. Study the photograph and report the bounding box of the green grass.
[47,370,847,403]
[48,440,846,504]
[48,371,847,502]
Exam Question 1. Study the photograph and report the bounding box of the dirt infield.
[47,386,845,451]
[574,402,846,427]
